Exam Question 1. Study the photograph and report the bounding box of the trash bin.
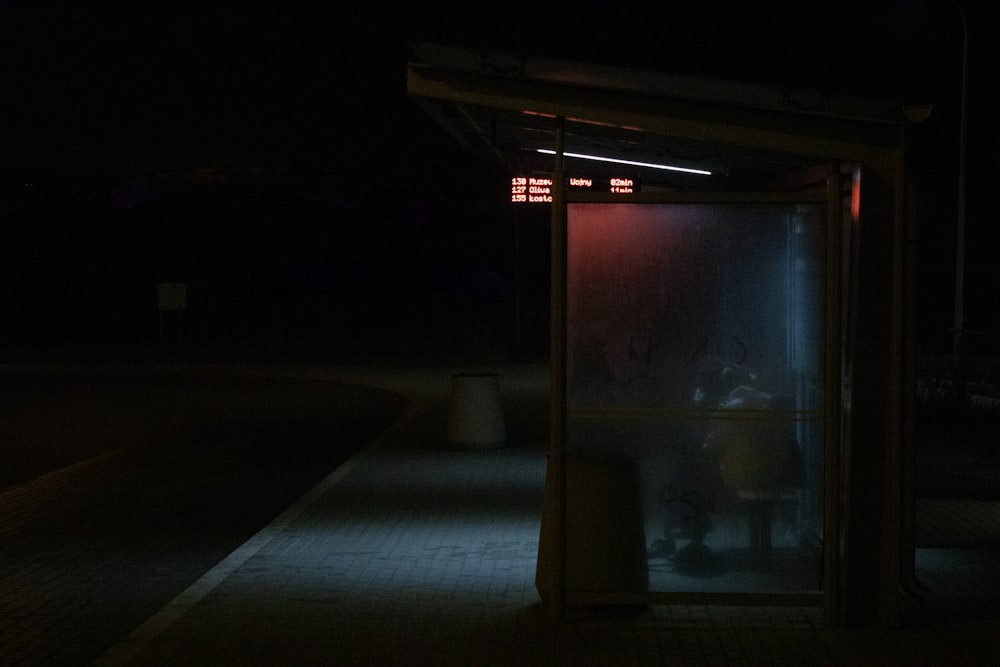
[565,456,649,593]
[537,455,649,600]
[446,372,506,450]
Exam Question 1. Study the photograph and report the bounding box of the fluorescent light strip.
[536,149,711,175]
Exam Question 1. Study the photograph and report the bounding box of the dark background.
[1,0,995,361]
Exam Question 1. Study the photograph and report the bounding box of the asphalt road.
[0,366,405,665]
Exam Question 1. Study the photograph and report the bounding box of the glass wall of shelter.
[563,196,828,603]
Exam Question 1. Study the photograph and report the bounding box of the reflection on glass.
[566,202,824,595]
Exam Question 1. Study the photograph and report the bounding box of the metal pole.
[552,116,567,620]
[513,205,522,353]
[952,0,968,373]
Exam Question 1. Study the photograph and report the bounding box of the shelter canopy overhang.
[406,42,907,189]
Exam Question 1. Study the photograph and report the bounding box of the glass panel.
[565,202,825,596]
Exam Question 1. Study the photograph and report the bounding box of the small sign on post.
[157,282,187,311]
[157,282,186,348]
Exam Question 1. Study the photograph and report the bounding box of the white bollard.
[446,372,506,450]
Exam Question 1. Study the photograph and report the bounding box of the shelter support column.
[536,117,567,620]
[836,164,904,627]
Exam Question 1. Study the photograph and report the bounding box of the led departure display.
[510,176,554,203]
[511,175,639,203]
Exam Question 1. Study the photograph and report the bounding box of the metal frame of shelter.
[407,49,911,628]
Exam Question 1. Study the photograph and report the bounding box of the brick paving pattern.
[2,362,999,665]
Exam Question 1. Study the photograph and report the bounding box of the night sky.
[1,1,996,357]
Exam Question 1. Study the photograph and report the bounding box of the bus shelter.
[408,44,915,627]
